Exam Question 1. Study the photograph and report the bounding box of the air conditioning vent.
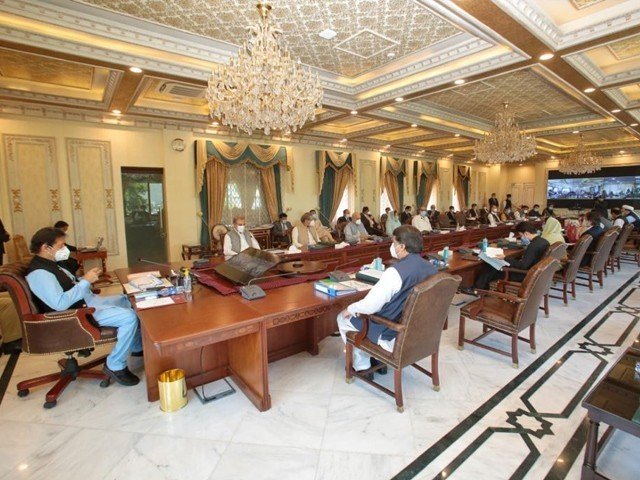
[157,82,205,99]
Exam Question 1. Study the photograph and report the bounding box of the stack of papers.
[124,271,173,295]
[485,247,504,258]
[314,279,357,297]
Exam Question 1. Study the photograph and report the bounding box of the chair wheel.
[17,389,29,397]
[99,379,110,388]
[43,400,57,409]
[345,377,354,384]
[397,406,405,413]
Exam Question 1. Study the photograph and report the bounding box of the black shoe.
[77,348,93,358]
[371,358,388,375]
[103,365,140,386]
[1,339,22,354]
[355,370,374,382]
[460,286,478,296]
[131,350,144,357]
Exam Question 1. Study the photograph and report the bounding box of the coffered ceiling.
[1,0,640,162]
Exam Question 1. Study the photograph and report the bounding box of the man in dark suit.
[472,221,550,291]
[361,206,385,236]
[580,210,605,267]
[528,204,541,218]
[0,217,9,265]
[272,212,292,245]
[427,204,440,223]
[488,193,499,210]
[446,206,456,226]
[400,205,413,225]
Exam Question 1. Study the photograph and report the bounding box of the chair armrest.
[24,307,101,341]
[360,313,405,332]
[476,289,525,304]
[503,267,528,274]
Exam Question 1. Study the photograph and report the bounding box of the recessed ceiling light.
[385,144,391,148]
[341,138,347,142]
[550,156,556,159]
[394,97,403,102]
[350,110,358,115]
[583,87,596,93]
[611,109,621,113]
[129,66,142,73]
[318,29,337,40]
[419,149,425,153]
[411,123,417,128]
[619,150,626,154]
[454,133,460,137]
[454,79,465,85]
[630,123,639,127]
[112,109,121,115]
[539,53,554,61]
[387,52,396,59]
[572,130,579,134]
[211,121,219,126]
[519,163,523,167]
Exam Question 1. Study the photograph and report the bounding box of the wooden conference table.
[116,224,520,411]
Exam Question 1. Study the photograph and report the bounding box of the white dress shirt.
[411,215,432,232]
[223,229,260,256]
[613,218,625,229]
[488,212,500,226]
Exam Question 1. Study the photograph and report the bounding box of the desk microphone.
[329,258,364,282]
[240,271,302,300]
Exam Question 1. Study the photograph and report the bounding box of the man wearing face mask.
[542,203,555,218]
[337,226,437,376]
[223,215,261,256]
[26,227,142,386]
[271,212,292,246]
[400,205,413,225]
[411,207,432,233]
[361,206,385,236]
[291,212,321,248]
[488,206,501,226]
[428,205,440,222]
[337,209,351,224]
[344,212,370,244]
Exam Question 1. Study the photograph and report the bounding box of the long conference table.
[115,224,519,411]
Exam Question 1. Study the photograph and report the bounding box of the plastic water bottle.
[442,246,449,264]
[482,237,488,253]
[183,269,192,301]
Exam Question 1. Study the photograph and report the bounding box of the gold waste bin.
[158,369,188,412]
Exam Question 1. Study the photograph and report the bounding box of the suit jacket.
[489,197,499,208]
[272,220,292,237]
[582,225,604,244]
[400,211,412,225]
[337,216,350,224]
[446,211,456,226]
[428,210,440,222]
[506,236,549,271]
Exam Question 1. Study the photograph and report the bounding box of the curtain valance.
[316,150,356,195]
[196,139,293,193]
[380,156,409,212]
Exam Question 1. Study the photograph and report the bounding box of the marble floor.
[0,265,639,480]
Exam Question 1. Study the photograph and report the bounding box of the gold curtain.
[259,167,279,222]
[384,170,401,212]
[205,160,227,227]
[455,166,470,209]
[421,176,437,209]
[330,168,353,221]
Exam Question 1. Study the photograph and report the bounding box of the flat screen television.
[547,166,640,208]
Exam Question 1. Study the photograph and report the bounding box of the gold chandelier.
[206,2,323,136]
[558,133,602,175]
[474,102,537,164]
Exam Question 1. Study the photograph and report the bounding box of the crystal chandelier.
[558,133,602,175]
[474,102,537,164]
[206,2,323,136]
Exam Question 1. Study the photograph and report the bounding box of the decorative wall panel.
[3,134,60,237]
[358,158,377,210]
[66,138,118,254]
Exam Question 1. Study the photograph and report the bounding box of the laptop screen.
[214,248,281,285]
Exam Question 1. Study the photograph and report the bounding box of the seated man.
[26,227,142,385]
[580,211,604,267]
[542,203,555,218]
[291,212,321,248]
[427,205,440,223]
[223,215,261,256]
[446,206,456,226]
[380,207,391,233]
[528,204,541,218]
[344,213,370,244]
[53,220,80,274]
[488,206,501,226]
[611,208,627,229]
[400,206,413,225]
[514,205,528,221]
[337,226,437,374]
[622,204,640,230]
[361,206,385,236]
[466,203,479,221]
[500,207,516,222]
[337,208,351,225]
[271,212,292,245]
[0,291,22,354]
[473,221,549,291]
[411,207,432,233]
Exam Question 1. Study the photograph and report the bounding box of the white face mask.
[237,225,245,233]
[54,245,71,262]
[309,220,315,227]
[390,243,399,259]
[355,219,362,225]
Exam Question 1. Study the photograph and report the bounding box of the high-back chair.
[576,229,618,291]
[459,257,559,368]
[438,214,453,230]
[0,262,117,408]
[549,235,592,305]
[345,273,461,412]
[6,234,33,263]
[608,224,633,273]
[454,212,466,228]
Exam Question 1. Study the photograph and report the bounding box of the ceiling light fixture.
[341,138,347,142]
[385,144,391,148]
[211,121,219,126]
[129,66,143,73]
[411,123,417,128]
[474,102,536,164]
[630,123,638,126]
[387,52,396,59]
[454,133,460,137]
[454,79,465,85]
[207,2,323,135]
[619,150,626,154]
[350,110,358,115]
[611,109,621,113]
[394,97,403,102]
[558,133,602,175]
[572,130,579,134]
[419,149,425,153]
[318,29,337,40]
[539,53,554,61]
[583,87,595,93]
[112,109,121,115]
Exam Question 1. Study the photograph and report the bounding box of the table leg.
[228,322,271,411]
[582,418,599,479]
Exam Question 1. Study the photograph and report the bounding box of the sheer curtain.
[221,163,270,226]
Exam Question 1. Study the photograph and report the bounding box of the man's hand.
[82,267,101,284]
[339,309,351,320]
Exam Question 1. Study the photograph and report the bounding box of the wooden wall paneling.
[3,134,60,237]
[66,138,118,254]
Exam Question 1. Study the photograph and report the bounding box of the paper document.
[123,276,173,295]
[127,271,161,281]
[478,252,510,271]
[485,247,504,258]
[136,297,175,310]
[341,280,373,291]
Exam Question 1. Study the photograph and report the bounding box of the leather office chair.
[576,229,618,291]
[6,234,33,263]
[608,224,633,273]
[621,230,640,267]
[438,215,453,230]
[549,235,592,305]
[454,212,467,228]
[345,273,461,412]
[0,262,117,408]
[459,256,559,368]
[210,224,228,255]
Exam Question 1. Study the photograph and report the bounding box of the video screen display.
[547,176,640,200]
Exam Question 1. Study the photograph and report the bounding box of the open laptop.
[79,236,104,253]
[214,248,281,285]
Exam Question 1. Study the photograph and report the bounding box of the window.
[221,163,270,226]
[451,185,461,211]
[332,184,353,225]
[379,189,392,214]
[427,179,438,209]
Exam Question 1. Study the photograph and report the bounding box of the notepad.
[136,297,175,310]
